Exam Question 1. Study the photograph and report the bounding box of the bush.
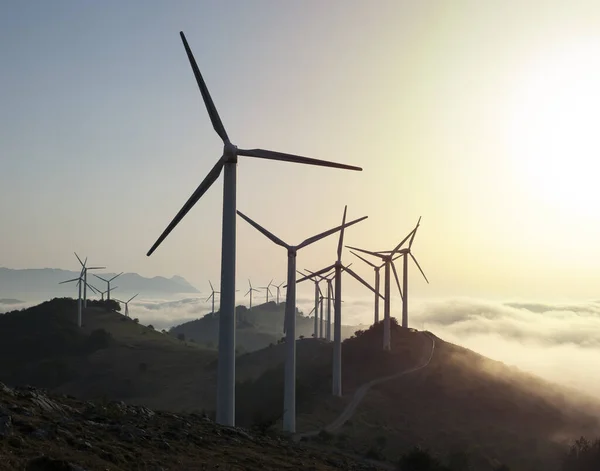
[133,318,139,324]
[147,324,154,330]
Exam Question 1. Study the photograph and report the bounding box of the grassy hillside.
[293,325,600,471]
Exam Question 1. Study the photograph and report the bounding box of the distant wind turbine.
[114,293,139,317]
[93,273,123,301]
[295,270,323,339]
[350,250,400,325]
[346,218,420,349]
[259,279,274,303]
[237,209,366,433]
[206,280,220,314]
[272,282,285,304]
[245,280,260,309]
[145,31,362,428]
[74,253,105,308]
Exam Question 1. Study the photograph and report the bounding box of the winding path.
[295,332,436,440]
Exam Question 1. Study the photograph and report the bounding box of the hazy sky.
[2,1,600,303]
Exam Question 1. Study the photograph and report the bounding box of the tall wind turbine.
[74,253,105,308]
[245,280,260,309]
[272,282,285,304]
[145,32,362,427]
[259,279,274,303]
[206,280,220,314]
[237,210,366,433]
[93,273,123,301]
[346,219,419,350]
[59,269,85,327]
[397,219,429,328]
[115,293,139,317]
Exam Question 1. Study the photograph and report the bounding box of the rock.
[0,414,12,437]
[0,382,14,396]
[8,435,24,448]
[25,456,87,471]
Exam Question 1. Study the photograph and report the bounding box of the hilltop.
[0,267,199,298]
[1,299,599,470]
[170,301,369,353]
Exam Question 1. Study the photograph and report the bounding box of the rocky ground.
[0,382,386,471]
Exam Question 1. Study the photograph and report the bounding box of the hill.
[170,301,370,353]
[2,299,600,470]
[0,267,199,298]
[0,382,384,471]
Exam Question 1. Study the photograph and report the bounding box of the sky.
[2,1,600,304]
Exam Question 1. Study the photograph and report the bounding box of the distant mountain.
[0,267,199,296]
[0,298,23,305]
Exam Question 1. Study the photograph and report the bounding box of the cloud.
[410,298,600,397]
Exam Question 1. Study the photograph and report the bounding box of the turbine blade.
[147,158,224,256]
[109,272,124,282]
[390,227,417,256]
[391,260,404,300]
[344,245,385,259]
[337,205,348,262]
[205,293,214,302]
[245,289,251,296]
[85,282,99,294]
[408,216,421,248]
[83,257,88,268]
[179,32,229,143]
[111,286,118,291]
[344,267,377,295]
[297,215,368,250]
[59,278,79,284]
[238,148,362,171]
[308,307,316,316]
[74,252,84,267]
[349,250,377,268]
[296,263,336,283]
[410,253,429,284]
[209,280,214,290]
[236,211,289,249]
[87,266,106,270]
[128,293,139,303]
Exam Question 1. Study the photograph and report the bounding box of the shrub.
[133,318,139,324]
[147,324,154,330]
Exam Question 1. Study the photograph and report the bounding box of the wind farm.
[4,4,600,470]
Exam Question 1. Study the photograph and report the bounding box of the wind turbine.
[237,209,366,433]
[145,32,362,427]
[245,280,260,309]
[396,219,429,328]
[74,253,105,308]
[295,271,323,339]
[93,273,123,301]
[206,280,220,314]
[350,250,402,325]
[272,282,285,304]
[259,279,274,303]
[59,268,86,327]
[114,293,139,317]
[346,219,420,350]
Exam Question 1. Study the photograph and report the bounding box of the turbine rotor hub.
[223,141,238,163]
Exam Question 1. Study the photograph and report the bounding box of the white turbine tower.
[346,219,420,349]
[74,253,105,308]
[114,293,139,317]
[245,280,260,309]
[145,32,362,427]
[206,280,220,314]
[93,272,123,301]
[237,209,366,433]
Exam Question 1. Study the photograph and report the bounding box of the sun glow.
[507,40,600,214]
